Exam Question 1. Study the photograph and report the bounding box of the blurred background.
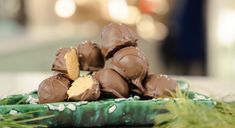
[0,0,235,101]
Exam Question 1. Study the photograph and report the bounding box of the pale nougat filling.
[67,76,93,98]
[64,48,80,80]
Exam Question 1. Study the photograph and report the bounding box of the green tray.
[0,80,215,127]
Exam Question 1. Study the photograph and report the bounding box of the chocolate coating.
[67,76,100,101]
[51,48,79,80]
[77,41,104,71]
[143,74,177,98]
[52,48,70,73]
[101,23,138,59]
[94,69,129,98]
[38,75,70,104]
[110,47,149,93]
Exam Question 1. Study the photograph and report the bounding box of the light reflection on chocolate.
[101,23,138,59]
[77,41,104,71]
[94,69,129,98]
[51,48,70,73]
[143,74,177,98]
[110,47,149,93]
[38,75,70,104]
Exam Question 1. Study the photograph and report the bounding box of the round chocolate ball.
[110,47,149,93]
[51,48,70,73]
[101,23,138,59]
[94,69,129,98]
[143,74,177,98]
[67,75,100,101]
[52,48,79,81]
[38,75,71,104]
[77,41,104,71]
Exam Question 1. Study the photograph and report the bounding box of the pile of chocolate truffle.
[38,23,177,104]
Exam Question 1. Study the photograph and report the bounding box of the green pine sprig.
[0,111,54,128]
[155,90,235,128]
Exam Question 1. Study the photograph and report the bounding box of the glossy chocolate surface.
[77,41,104,71]
[38,75,70,104]
[110,47,149,93]
[94,69,129,98]
[101,23,138,59]
[143,74,177,98]
[51,48,70,73]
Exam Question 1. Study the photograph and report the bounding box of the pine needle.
[154,90,235,128]
[0,111,54,128]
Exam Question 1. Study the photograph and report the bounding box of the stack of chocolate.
[38,23,177,104]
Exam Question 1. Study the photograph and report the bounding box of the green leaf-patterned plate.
[0,80,215,127]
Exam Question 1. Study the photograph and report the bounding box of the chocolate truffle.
[67,75,100,101]
[110,47,149,93]
[101,23,138,59]
[52,48,80,80]
[77,41,104,71]
[143,74,177,98]
[94,69,129,98]
[38,75,71,104]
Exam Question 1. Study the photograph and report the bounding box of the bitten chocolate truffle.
[143,74,177,98]
[52,48,80,80]
[94,69,129,98]
[67,75,100,101]
[38,75,71,104]
[101,23,138,59]
[110,47,149,93]
[77,41,104,71]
